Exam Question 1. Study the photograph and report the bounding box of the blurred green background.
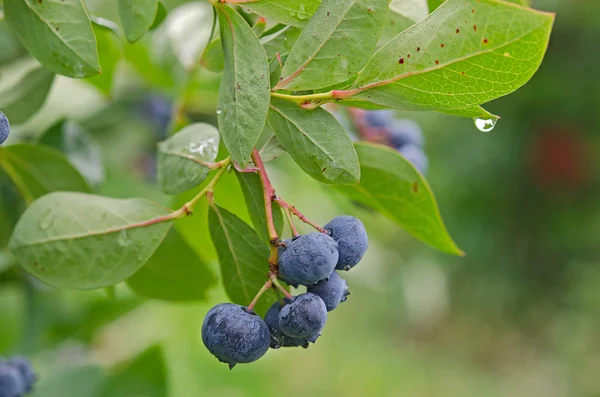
[1,0,599,396]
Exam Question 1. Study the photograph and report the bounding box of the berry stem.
[274,197,326,233]
[285,209,300,237]
[250,148,279,245]
[270,275,293,300]
[247,279,273,311]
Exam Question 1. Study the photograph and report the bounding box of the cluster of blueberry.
[350,109,428,174]
[202,216,368,368]
[0,357,36,397]
[0,111,10,145]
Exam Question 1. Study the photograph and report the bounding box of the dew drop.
[216,107,222,115]
[40,209,55,230]
[474,118,497,132]
[118,230,131,247]
[296,4,307,21]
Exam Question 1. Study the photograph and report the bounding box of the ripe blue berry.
[398,144,428,174]
[278,233,339,286]
[7,357,35,392]
[201,303,270,369]
[0,363,25,397]
[0,112,10,145]
[388,119,424,149]
[278,293,327,342]
[264,301,308,349]
[307,271,350,311]
[324,216,368,271]
[364,110,394,127]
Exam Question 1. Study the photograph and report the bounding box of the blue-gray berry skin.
[364,110,394,127]
[264,302,308,349]
[278,293,327,342]
[0,364,25,397]
[202,303,270,369]
[278,233,339,286]
[324,216,368,271]
[399,144,428,174]
[389,119,424,149]
[7,357,35,392]
[307,271,350,311]
[0,112,9,145]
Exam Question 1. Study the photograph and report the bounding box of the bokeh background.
[1,0,599,396]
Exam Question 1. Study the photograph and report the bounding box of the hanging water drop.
[117,229,131,247]
[296,5,307,21]
[474,118,497,132]
[216,107,223,115]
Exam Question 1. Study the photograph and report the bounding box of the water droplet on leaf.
[40,209,55,230]
[216,107,222,115]
[118,230,131,247]
[474,118,497,132]
[296,5,307,21]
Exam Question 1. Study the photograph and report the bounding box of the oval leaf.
[235,171,284,244]
[243,0,322,27]
[4,0,100,78]
[276,0,388,91]
[8,192,174,289]
[351,0,555,114]
[157,123,220,195]
[0,144,91,205]
[127,229,216,301]
[208,204,276,317]
[335,142,463,255]
[260,25,302,59]
[86,20,123,96]
[267,98,360,185]
[0,60,55,124]
[216,4,270,167]
[118,0,158,43]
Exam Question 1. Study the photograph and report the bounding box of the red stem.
[251,148,279,245]
[274,197,326,233]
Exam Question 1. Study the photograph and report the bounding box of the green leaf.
[276,0,388,91]
[335,142,463,255]
[4,0,100,78]
[389,0,428,23]
[258,133,287,163]
[243,0,322,27]
[260,25,301,59]
[127,228,216,301]
[98,346,167,397]
[351,0,555,115]
[8,192,173,289]
[235,171,284,244]
[86,20,122,96]
[208,204,275,317]
[269,55,282,88]
[157,123,220,195]
[199,38,225,73]
[30,365,105,397]
[39,120,105,187]
[267,98,360,185]
[216,4,270,167]
[118,0,158,43]
[427,0,445,11]
[150,1,167,30]
[0,59,55,124]
[0,144,91,204]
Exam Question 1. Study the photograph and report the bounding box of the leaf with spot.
[350,0,554,118]
[4,0,100,78]
[0,60,55,124]
[335,142,462,255]
[243,0,322,27]
[215,4,270,167]
[208,204,275,317]
[8,192,173,289]
[0,144,91,205]
[118,0,158,43]
[235,171,284,244]
[267,98,360,185]
[276,0,388,91]
[127,229,216,301]
[157,123,220,195]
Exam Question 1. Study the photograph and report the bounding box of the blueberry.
[264,301,308,349]
[307,271,350,311]
[278,293,327,342]
[324,216,368,271]
[0,112,10,145]
[364,110,395,127]
[7,357,35,392]
[278,233,339,286]
[398,144,429,174]
[201,303,270,369]
[0,363,25,397]
[388,119,424,149]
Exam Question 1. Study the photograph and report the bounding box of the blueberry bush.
[0,0,554,391]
